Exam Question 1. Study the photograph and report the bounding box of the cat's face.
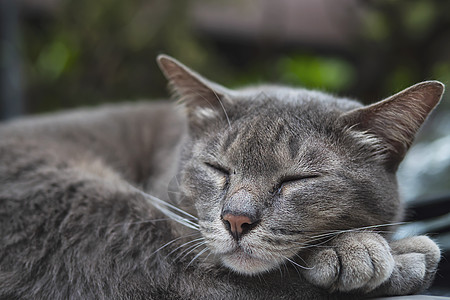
[157,55,444,275]
[178,91,398,274]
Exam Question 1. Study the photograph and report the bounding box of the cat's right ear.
[157,55,231,127]
[339,81,444,171]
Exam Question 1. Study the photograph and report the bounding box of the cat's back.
[0,100,184,141]
[0,100,186,187]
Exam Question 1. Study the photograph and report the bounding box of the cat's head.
[157,55,444,275]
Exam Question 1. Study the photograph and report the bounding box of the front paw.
[372,235,441,296]
[301,232,395,293]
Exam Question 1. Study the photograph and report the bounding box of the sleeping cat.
[0,55,444,299]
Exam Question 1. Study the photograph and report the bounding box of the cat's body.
[0,55,444,299]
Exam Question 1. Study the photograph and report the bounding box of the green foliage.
[36,39,73,81]
[403,0,436,38]
[22,0,202,113]
[19,0,450,113]
[277,55,355,92]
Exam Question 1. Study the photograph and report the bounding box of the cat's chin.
[221,251,279,275]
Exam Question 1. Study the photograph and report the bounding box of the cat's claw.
[301,233,440,295]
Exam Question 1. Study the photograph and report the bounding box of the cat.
[0,54,444,299]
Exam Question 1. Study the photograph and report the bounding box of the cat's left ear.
[339,81,444,171]
[157,55,231,126]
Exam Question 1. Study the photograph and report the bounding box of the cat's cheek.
[195,202,221,222]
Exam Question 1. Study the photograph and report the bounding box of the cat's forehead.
[206,107,341,175]
[227,87,360,133]
[231,85,361,111]
[198,87,363,174]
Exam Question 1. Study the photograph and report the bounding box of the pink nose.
[222,214,254,240]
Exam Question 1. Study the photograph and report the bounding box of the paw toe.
[302,248,339,289]
[336,242,375,291]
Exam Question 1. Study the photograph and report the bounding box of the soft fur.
[0,55,444,299]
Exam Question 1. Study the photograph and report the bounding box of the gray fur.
[0,55,444,299]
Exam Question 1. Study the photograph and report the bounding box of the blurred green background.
[2,0,450,115]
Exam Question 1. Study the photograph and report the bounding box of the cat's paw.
[301,232,395,293]
[372,235,441,296]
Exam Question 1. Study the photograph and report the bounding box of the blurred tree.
[14,0,450,112]
[21,0,211,113]
[355,0,450,102]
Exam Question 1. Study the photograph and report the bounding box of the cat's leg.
[300,232,440,296]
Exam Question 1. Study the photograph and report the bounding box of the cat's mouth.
[199,220,285,275]
[220,246,282,275]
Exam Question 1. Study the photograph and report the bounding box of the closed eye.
[204,162,230,176]
[281,174,320,184]
[275,174,320,194]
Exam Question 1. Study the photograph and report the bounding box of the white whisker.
[287,234,339,250]
[294,253,310,267]
[151,233,201,256]
[124,183,200,231]
[176,241,207,261]
[111,218,197,228]
[201,250,213,263]
[284,256,314,270]
[211,89,232,129]
[186,246,209,268]
[277,264,284,279]
[309,222,406,240]
[190,90,232,130]
[166,237,205,257]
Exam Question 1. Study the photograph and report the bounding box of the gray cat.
[0,55,444,299]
